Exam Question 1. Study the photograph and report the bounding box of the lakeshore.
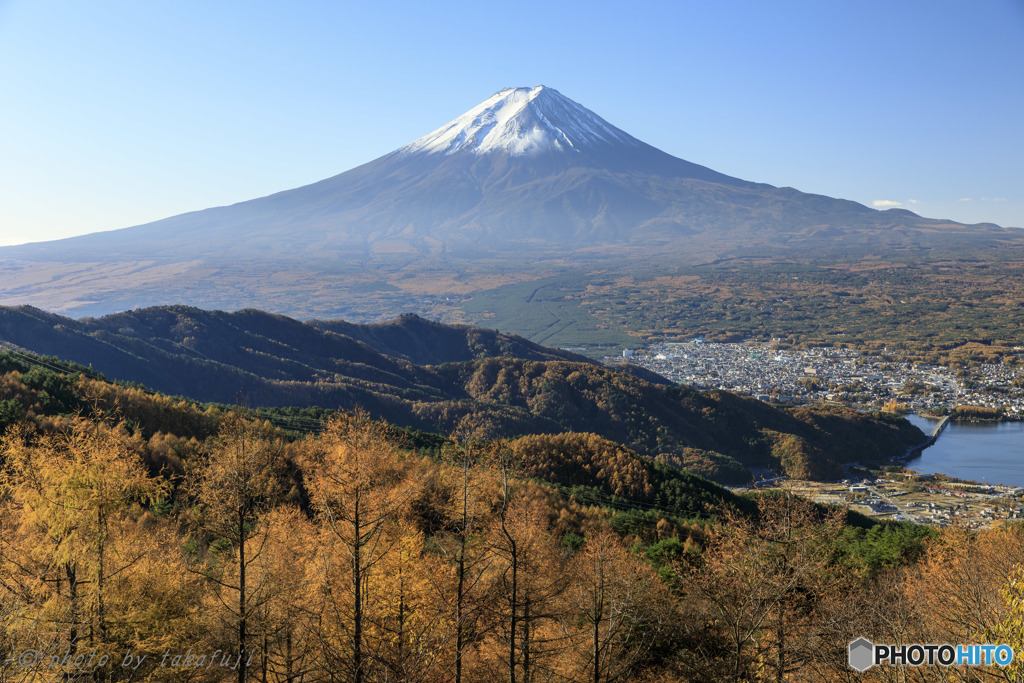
[904,415,1024,487]
[784,477,1024,528]
[761,416,1024,528]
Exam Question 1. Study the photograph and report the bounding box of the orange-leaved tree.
[187,414,287,683]
[304,410,419,683]
[560,527,671,683]
[1,417,168,677]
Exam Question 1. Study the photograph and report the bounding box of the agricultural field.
[452,256,1024,364]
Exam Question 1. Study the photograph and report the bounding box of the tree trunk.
[456,460,468,683]
[593,609,600,683]
[262,633,269,683]
[397,565,406,675]
[67,563,79,683]
[522,595,531,683]
[456,541,465,683]
[353,496,363,683]
[509,546,517,683]
[95,509,106,683]
[286,630,294,683]
[775,599,784,683]
[239,506,247,683]
[501,493,518,683]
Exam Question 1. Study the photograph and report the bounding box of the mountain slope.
[0,306,586,403]
[0,305,924,481]
[0,86,1019,319]
[307,312,590,366]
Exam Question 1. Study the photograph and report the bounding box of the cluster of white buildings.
[612,341,1024,417]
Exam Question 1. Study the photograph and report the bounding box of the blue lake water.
[904,415,1024,486]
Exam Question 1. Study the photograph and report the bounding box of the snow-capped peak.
[400,86,640,157]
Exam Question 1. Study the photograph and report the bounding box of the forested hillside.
[0,361,1016,682]
[307,313,593,366]
[0,307,924,482]
[0,353,745,526]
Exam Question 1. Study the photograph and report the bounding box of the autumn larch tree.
[304,410,418,683]
[188,414,287,683]
[684,492,844,681]
[1,417,167,679]
[561,527,668,683]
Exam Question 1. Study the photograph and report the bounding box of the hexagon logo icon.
[849,637,874,671]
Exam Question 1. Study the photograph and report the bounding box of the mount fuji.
[0,86,1019,318]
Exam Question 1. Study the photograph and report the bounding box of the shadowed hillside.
[308,312,591,365]
[0,305,924,481]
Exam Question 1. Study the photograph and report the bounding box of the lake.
[905,415,1024,486]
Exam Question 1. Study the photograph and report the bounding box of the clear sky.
[1,0,1021,247]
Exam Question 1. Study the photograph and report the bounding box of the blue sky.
[1,0,1021,246]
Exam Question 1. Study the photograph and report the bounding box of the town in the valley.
[605,341,1024,528]
[609,341,1024,416]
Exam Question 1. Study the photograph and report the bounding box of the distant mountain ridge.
[307,312,586,365]
[0,306,583,399]
[0,304,924,482]
[0,86,1019,320]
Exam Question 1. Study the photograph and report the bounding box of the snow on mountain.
[400,86,641,157]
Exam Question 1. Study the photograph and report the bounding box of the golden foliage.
[509,432,654,498]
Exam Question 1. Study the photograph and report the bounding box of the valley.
[451,256,1024,361]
